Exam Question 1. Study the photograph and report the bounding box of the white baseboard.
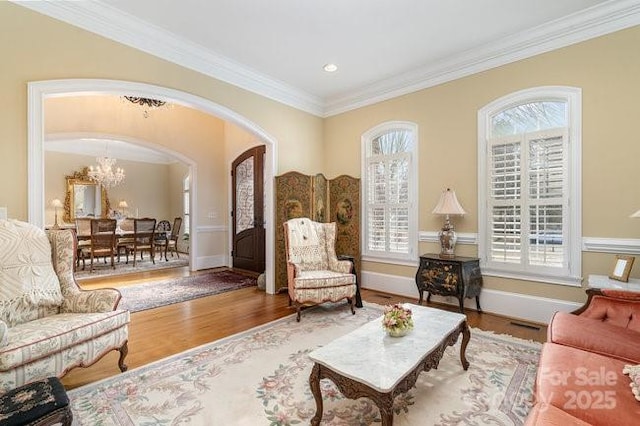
[196,254,228,270]
[361,271,582,325]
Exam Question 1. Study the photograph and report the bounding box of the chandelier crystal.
[88,156,125,188]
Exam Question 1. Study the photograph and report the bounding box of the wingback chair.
[283,217,356,322]
[0,220,129,392]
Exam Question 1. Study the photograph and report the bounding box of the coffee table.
[308,304,470,425]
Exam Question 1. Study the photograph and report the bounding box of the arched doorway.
[28,79,278,294]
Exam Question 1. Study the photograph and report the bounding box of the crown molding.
[14,0,325,116]
[324,0,640,116]
[14,0,640,118]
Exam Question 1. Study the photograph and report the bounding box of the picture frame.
[609,255,635,282]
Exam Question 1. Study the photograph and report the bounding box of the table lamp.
[51,199,63,230]
[432,188,466,258]
[118,200,129,216]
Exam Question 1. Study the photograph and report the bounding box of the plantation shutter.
[366,129,411,256]
[488,129,567,270]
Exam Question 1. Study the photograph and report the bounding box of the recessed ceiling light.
[323,63,338,73]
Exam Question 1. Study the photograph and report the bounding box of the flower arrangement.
[382,304,414,337]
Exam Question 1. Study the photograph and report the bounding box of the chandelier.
[123,96,168,118]
[88,156,125,188]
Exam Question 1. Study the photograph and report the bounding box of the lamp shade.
[631,209,640,218]
[432,189,466,216]
[118,200,129,209]
[51,199,63,208]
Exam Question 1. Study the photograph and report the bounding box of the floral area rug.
[117,269,257,312]
[68,303,541,425]
[75,255,189,280]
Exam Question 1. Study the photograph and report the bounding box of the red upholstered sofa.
[525,288,640,425]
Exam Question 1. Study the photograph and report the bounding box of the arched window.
[361,122,418,263]
[478,87,581,285]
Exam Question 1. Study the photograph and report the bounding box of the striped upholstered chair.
[283,217,356,322]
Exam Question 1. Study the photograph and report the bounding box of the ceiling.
[16,0,640,116]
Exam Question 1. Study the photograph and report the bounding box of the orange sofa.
[525,288,640,425]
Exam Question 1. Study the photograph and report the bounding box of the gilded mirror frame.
[63,167,110,223]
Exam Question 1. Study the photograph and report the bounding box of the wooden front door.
[232,145,265,272]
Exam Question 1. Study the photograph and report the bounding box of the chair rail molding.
[582,237,640,254]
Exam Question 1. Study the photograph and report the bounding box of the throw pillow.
[0,220,63,326]
[622,364,640,401]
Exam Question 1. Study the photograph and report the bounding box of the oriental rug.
[68,303,541,425]
[75,255,189,280]
[117,269,257,312]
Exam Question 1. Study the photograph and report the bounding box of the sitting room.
[1,1,639,425]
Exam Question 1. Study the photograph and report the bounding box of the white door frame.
[27,79,278,294]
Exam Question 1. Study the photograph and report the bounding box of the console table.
[415,254,483,313]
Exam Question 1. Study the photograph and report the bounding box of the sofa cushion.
[0,220,63,327]
[524,403,592,425]
[623,364,640,401]
[0,310,129,371]
[548,311,640,363]
[535,343,640,425]
[294,270,356,289]
[581,293,640,332]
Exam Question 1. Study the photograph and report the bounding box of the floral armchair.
[0,220,129,392]
[283,217,356,322]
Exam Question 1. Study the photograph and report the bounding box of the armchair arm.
[61,288,122,313]
[0,320,7,348]
[332,259,353,274]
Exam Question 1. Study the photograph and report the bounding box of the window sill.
[481,267,583,287]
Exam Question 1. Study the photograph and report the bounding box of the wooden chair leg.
[118,341,129,372]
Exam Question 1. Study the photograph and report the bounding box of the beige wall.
[45,151,175,224]
[4,2,640,305]
[0,2,324,221]
[324,26,640,302]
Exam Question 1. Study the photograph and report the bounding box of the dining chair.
[164,217,182,260]
[124,218,157,267]
[116,217,135,262]
[75,217,92,270]
[154,220,171,261]
[80,218,117,273]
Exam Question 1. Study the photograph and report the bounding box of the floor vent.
[374,294,392,299]
[510,321,541,331]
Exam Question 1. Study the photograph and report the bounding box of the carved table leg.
[309,363,323,426]
[459,322,470,371]
[475,295,483,312]
[379,394,395,426]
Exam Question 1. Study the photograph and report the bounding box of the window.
[478,87,581,286]
[361,122,418,264]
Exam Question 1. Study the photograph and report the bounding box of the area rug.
[117,269,257,312]
[68,303,541,425]
[75,255,189,280]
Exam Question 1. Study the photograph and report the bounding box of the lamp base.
[52,212,60,230]
[438,216,457,259]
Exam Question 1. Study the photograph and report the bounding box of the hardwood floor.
[62,267,548,390]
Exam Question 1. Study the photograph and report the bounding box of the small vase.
[386,327,410,337]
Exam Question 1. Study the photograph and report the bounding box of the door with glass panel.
[232,145,265,272]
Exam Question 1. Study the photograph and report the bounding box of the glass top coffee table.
[308,304,470,425]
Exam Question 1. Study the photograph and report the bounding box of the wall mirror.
[63,167,110,223]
